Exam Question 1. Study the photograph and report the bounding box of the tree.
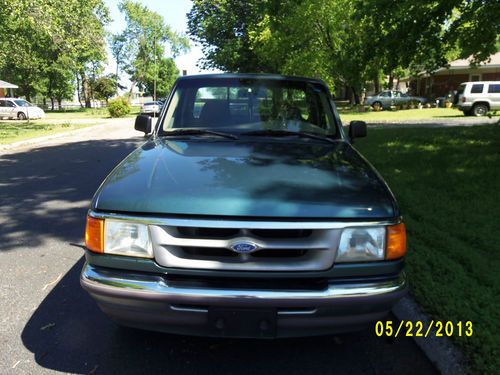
[187,0,270,72]
[140,57,179,99]
[93,74,118,103]
[187,0,500,102]
[0,0,109,105]
[355,0,500,74]
[109,33,128,92]
[117,0,189,100]
[188,0,370,100]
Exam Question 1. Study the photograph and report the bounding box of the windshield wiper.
[241,129,337,144]
[161,129,238,140]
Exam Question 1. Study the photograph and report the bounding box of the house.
[0,80,18,97]
[408,52,500,98]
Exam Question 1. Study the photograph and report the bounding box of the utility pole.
[153,35,157,102]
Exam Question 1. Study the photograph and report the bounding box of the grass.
[355,125,500,374]
[339,107,499,124]
[43,106,140,120]
[0,121,100,144]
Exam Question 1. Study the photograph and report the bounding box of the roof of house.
[448,51,500,68]
[0,80,18,89]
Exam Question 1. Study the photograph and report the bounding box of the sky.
[103,0,217,79]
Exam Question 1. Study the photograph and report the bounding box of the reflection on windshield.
[160,78,338,137]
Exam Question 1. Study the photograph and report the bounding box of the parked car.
[81,74,407,338]
[0,98,45,120]
[455,81,500,116]
[140,100,163,116]
[365,90,426,109]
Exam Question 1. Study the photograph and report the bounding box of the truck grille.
[150,223,340,271]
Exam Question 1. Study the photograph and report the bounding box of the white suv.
[456,81,500,116]
[0,98,45,120]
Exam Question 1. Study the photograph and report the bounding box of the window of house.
[470,74,481,82]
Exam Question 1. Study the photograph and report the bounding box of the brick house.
[407,52,500,98]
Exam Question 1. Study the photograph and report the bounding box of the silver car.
[0,98,45,120]
[365,90,426,109]
[456,81,500,116]
[140,101,163,116]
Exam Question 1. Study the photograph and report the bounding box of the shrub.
[107,97,130,118]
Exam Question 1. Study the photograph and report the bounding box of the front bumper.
[81,263,407,338]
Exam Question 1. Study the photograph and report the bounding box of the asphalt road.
[0,121,438,375]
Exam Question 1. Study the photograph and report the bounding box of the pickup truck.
[81,74,407,338]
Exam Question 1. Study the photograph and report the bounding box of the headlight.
[104,219,153,257]
[85,216,153,258]
[336,223,407,262]
[336,227,386,262]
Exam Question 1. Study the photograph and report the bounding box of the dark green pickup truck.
[81,74,407,338]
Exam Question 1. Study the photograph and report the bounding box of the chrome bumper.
[81,263,407,337]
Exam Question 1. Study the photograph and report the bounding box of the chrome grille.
[150,224,340,271]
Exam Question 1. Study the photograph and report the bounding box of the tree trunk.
[76,73,83,108]
[50,97,55,111]
[57,98,62,109]
[351,87,360,105]
[23,84,31,102]
[374,76,380,93]
[128,81,136,104]
[388,74,394,90]
[82,74,91,108]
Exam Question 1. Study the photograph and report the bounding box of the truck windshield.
[160,77,338,137]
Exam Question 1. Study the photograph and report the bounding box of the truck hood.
[93,138,397,219]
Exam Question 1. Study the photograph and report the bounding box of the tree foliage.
[117,0,189,99]
[0,0,109,106]
[187,0,500,100]
[92,74,119,102]
[187,0,269,72]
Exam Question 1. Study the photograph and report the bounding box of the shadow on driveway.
[0,137,141,252]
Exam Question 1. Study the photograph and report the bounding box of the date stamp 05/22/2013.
[375,320,473,338]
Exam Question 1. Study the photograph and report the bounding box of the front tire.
[472,103,488,117]
[17,112,27,120]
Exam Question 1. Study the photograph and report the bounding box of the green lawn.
[44,106,140,120]
[0,121,99,144]
[355,125,499,374]
[339,107,499,124]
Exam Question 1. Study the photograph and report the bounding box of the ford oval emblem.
[230,241,258,254]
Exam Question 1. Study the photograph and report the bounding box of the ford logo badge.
[230,241,258,254]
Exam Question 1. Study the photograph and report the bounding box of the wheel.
[372,101,382,111]
[17,112,27,120]
[472,103,488,117]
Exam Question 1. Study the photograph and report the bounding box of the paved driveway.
[0,120,437,374]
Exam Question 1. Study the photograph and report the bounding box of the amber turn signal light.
[85,216,104,253]
[386,223,406,260]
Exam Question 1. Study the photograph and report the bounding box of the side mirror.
[349,120,367,140]
[135,115,152,134]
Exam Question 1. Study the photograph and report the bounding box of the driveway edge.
[393,295,467,375]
